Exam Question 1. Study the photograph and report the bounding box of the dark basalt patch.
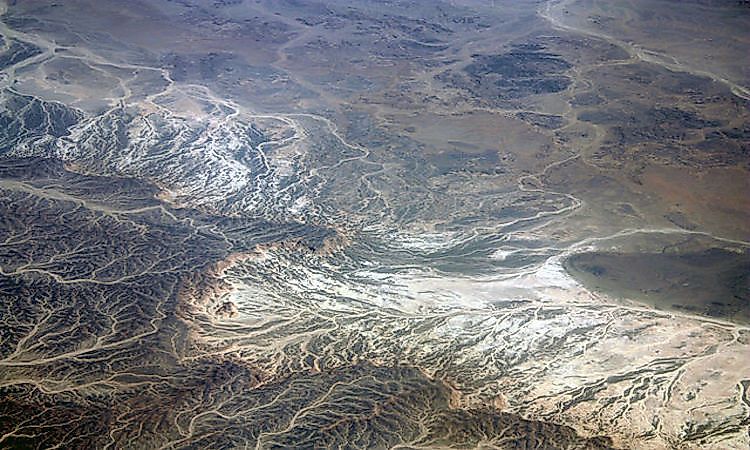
[465,51,571,80]
[516,111,566,129]
[578,106,721,131]
[564,248,750,324]
[577,104,750,167]
[464,47,572,97]
[437,45,572,103]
